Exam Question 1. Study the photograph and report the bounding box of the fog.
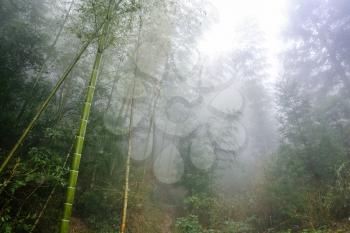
[1,0,350,232]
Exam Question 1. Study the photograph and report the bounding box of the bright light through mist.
[198,0,288,78]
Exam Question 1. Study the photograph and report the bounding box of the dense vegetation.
[0,0,350,232]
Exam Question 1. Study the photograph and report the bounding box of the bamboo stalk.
[120,65,136,233]
[59,2,114,232]
[59,42,104,233]
[0,38,93,175]
[120,10,142,232]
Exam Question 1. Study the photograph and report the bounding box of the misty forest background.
[1,0,350,232]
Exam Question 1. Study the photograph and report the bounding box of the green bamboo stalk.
[59,42,104,233]
[59,4,114,233]
[0,38,93,175]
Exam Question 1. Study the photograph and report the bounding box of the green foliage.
[0,144,67,232]
[0,0,49,149]
[222,220,254,233]
[175,215,216,233]
[184,194,214,213]
[263,123,349,228]
[70,0,139,46]
[77,190,119,232]
[175,216,256,233]
[0,207,13,233]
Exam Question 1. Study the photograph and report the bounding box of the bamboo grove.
[1,0,350,232]
[1,0,143,232]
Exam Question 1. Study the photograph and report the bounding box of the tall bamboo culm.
[119,75,136,233]
[119,9,143,232]
[59,3,113,233]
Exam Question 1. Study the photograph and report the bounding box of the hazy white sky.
[198,0,288,81]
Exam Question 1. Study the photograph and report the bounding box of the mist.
[1,0,350,232]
